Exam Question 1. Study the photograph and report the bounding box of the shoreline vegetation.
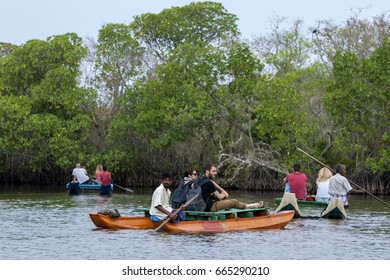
[0,2,389,193]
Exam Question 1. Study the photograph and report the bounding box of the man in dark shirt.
[200,163,264,212]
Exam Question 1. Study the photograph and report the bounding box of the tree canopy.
[0,3,388,193]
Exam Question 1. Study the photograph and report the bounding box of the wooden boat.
[156,210,295,233]
[89,212,155,229]
[275,193,302,218]
[66,182,113,195]
[274,197,328,207]
[321,197,347,219]
[89,207,295,233]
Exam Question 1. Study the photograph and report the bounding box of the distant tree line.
[0,2,389,193]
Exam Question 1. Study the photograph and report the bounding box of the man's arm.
[349,188,366,194]
[212,180,229,198]
[155,205,177,219]
[213,190,227,200]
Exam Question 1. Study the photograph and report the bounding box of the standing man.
[328,164,366,206]
[199,163,264,212]
[149,172,178,221]
[283,163,307,200]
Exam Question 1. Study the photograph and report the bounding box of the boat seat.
[184,208,268,220]
[134,207,268,220]
[134,207,150,217]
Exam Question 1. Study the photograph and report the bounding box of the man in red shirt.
[283,163,307,200]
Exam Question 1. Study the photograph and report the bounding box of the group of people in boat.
[71,163,112,196]
[149,163,265,223]
[73,160,365,221]
[283,163,366,207]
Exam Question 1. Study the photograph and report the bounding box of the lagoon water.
[1,186,389,260]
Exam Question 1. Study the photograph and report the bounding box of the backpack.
[98,208,121,218]
[185,176,210,211]
[171,179,192,209]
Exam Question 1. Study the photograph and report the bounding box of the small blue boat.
[66,182,114,196]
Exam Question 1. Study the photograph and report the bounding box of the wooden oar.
[154,194,199,232]
[113,183,134,193]
[297,147,390,208]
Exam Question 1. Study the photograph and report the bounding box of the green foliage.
[0,33,92,180]
[0,42,17,58]
[129,43,220,147]
[0,3,388,188]
[324,39,390,172]
[253,76,305,149]
[95,23,145,100]
[366,132,390,173]
[130,1,239,58]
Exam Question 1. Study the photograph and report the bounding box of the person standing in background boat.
[328,164,366,206]
[200,163,264,212]
[283,163,307,200]
[315,167,332,202]
[96,165,112,196]
[149,172,178,222]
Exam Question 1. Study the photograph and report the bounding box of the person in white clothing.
[315,167,332,203]
[328,164,366,206]
[72,163,90,184]
[149,172,178,221]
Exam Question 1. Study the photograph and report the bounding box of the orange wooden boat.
[90,208,294,233]
[89,212,155,229]
[155,210,294,233]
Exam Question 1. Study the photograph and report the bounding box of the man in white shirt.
[149,172,178,221]
[72,163,90,184]
[328,164,366,206]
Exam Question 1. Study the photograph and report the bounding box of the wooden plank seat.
[134,207,151,217]
[134,207,269,221]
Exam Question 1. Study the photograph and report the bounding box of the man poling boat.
[297,148,390,208]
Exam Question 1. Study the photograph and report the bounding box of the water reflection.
[0,187,389,260]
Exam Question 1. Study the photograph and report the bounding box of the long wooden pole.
[113,183,134,193]
[297,147,390,208]
[154,194,199,232]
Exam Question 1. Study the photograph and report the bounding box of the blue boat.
[66,182,113,196]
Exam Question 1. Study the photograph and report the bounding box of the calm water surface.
[1,186,389,260]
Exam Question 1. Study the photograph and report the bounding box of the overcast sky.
[1,0,388,45]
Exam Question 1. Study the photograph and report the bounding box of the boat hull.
[275,197,328,207]
[321,198,347,219]
[89,209,295,233]
[158,210,295,233]
[66,182,114,195]
[275,193,302,218]
[89,212,155,229]
[321,208,347,219]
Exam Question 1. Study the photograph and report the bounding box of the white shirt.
[328,173,352,195]
[315,180,331,202]
[149,184,172,220]
[72,167,89,184]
